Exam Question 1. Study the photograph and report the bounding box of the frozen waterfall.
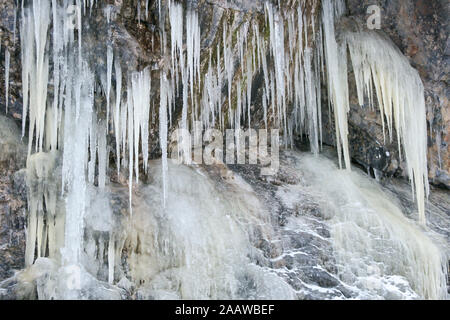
[0,0,446,300]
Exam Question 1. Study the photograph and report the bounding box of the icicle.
[288,12,295,63]
[216,42,223,130]
[263,88,268,128]
[236,80,241,130]
[12,4,17,44]
[344,30,430,223]
[129,67,151,178]
[222,24,229,112]
[269,70,275,119]
[127,81,133,213]
[322,0,429,223]
[25,151,59,266]
[316,25,324,149]
[76,0,82,65]
[98,119,108,189]
[104,5,112,23]
[108,237,115,284]
[61,56,94,266]
[186,8,201,110]
[88,112,97,184]
[120,95,127,169]
[304,47,320,154]
[51,0,62,151]
[114,59,122,174]
[322,0,350,169]
[145,0,149,19]
[436,129,442,169]
[106,45,113,126]
[246,54,252,128]
[21,0,51,157]
[266,2,286,135]
[160,72,169,207]
[5,49,10,113]
[169,1,184,86]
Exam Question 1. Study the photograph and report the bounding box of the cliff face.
[0,115,26,281]
[2,1,446,187]
[0,0,448,296]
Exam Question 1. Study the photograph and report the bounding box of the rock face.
[321,0,449,188]
[0,116,27,281]
[0,0,449,299]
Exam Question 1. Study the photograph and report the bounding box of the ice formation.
[10,0,441,299]
[322,0,429,223]
[113,58,122,174]
[106,45,113,126]
[128,67,152,182]
[344,31,430,224]
[266,3,286,134]
[163,0,326,155]
[159,71,170,206]
[25,151,61,267]
[169,1,183,89]
[322,0,350,169]
[21,0,51,156]
[61,60,94,266]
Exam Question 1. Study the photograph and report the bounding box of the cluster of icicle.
[322,0,429,223]
[19,0,167,273]
[18,0,432,282]
[17,0,326,280]
[165,0,325,155]
[167,0,429,225]
[19,0,107,269]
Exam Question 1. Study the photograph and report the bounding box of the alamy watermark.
[367,5,381,30]
[65,264,81,290]
[170,122,280,176]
